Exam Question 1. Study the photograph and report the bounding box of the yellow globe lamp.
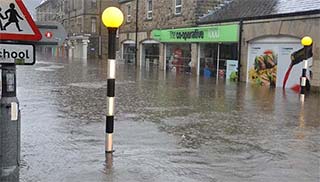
[301,36,313,46]
[102,7,124,28]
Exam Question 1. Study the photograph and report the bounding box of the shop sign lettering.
[208,28,220,39]
[151,24,239,43]
[169,29,204,40]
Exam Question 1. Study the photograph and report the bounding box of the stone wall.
[241,15,320,91]
[118,0,222,68]
[119,0,222,33]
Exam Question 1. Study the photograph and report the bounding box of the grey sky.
[24,0,43,20]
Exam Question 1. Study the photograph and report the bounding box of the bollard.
[106,28,116,153]
[0,64,20,182]
[101,7,124,153]
[300,36,313,102]
[300,60,308,102]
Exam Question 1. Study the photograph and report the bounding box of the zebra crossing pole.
[300,36,313,102]
[101,7,124,153]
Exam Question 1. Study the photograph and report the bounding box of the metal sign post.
[0,63,20,181]
[300,36,313,102]
[0,0,41,181]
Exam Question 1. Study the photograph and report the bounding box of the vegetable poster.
[247,43,305,89]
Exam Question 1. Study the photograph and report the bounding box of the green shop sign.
[151,24,239,43]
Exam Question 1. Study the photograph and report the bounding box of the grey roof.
[199,0,320,24]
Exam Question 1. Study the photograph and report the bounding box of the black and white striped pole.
[101,7,124,153]
[300,36,313,102]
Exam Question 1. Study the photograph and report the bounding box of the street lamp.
[300,36,313,102]
[101,7,124,153]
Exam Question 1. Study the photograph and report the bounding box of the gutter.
[237,19,243,82]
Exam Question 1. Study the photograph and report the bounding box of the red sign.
[45,31,53,39]
[0,0,42,41]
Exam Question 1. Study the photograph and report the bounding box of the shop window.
[175,0,182,15]
[146,0,153,20]
[166,44,191,73]
[200,43,238,78]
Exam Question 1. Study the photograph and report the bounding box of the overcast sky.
[24,0,43,20]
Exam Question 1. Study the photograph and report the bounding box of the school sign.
[151,24,239,43]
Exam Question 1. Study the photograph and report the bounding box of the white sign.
[0,0,41,41]
[0,43,35,64]
[247,42,304,89]
[226,60,238,80]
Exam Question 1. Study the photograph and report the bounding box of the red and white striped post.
[101,7,124,153]
[300,36,313,102]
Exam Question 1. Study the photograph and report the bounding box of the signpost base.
[0,64,20,182]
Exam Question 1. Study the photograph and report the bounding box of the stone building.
[36,0,118,59]
[199,0,320,91]
[118,0,224,70]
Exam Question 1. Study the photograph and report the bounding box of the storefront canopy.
[151,24,239,43]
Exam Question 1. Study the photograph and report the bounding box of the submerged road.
[16,58,319,182]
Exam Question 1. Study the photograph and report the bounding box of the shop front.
[151,24,239,79]
[246,36,308,89]
[141,40,160,70]
[240,16,320,91]
[122,40,136,64]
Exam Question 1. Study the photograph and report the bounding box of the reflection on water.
[14,58,320,182]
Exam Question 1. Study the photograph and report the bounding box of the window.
[126,3,131,22]
[175,0,182,15]
[77,17,82,32]
[147,0,152,19]
[91,0,97,8]
[91,17,97,33]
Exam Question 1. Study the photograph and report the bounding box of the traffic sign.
[45,31,53,39]
[0,0,42,41]
[291,46,313,66]
[0,42,35,65]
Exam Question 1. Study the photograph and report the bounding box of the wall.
[118,0,223,68]
[241,15,320,91]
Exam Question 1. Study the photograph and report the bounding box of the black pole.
[135,0,139,67]
[106,28,117,153]
[0,63,20,181]
[108,28,117,59]
[237,20,243,82]
[98,0,103,59]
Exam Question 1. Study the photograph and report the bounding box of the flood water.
[16,58,319,182]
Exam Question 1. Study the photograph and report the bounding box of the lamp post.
[300,36,313,102]
[102,7,124,153]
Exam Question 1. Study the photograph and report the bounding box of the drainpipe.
[237,19,243,82]
[135,0,139,67]
[99,0,102,59]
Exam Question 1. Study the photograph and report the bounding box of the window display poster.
[247,43,306,89]
[226,60,238,80]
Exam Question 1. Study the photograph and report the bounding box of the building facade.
[199,0,320,91]
[118,0,225,74]
[36,0,118,59]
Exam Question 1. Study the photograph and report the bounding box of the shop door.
[142,43,159,69]
[123,43,136,64]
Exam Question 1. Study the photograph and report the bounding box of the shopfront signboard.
[151,24,238,43]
